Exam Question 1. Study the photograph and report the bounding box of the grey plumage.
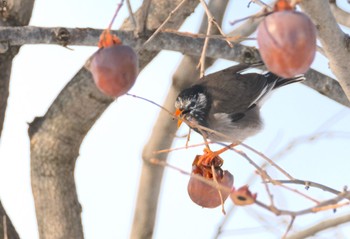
[175,63,304,143]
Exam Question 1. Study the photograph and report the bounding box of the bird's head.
[174,85,210,128]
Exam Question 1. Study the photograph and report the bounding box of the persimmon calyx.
[98,29,122,48]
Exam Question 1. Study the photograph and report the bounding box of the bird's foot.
[196,143,238,168]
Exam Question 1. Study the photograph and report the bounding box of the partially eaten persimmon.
[187,154,234,208]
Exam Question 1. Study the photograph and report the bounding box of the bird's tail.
[264,72,305,89]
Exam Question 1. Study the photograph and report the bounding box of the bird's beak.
[175,108,183,128]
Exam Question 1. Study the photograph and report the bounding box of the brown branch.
[0,26,348,107]
[228,9,264,39]
[329,0,350,27]
[255,191,350,217]
[29,68,109,239]
[300,0,350,101]
[286,213,350,239]
[0,0,35,139]
[135,0,151,34]
[0,201,19,239]
[28,1,199,239]
[272,179,345,197]
[0,0,35,238]
[303,69,350,107]
[282,216,296,239]
[0,46,18,138]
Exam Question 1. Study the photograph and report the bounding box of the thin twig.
[163,29,252,41]
[149,158,232,194]
[197,0,232,77]
[198,17,212,77]
[125,0,137,29]
[282,216,296,239]
[126,93,175,117]
[230,10,266,27]
[261,170,275,206]
[249,0,272,9]
[231,147,272,181]
[273,179,346,198]
[140,0,187,50]
[154,142,210,154]
[241,142,295,180]
[108,0,125,30]
[255,191,350,217]
[286,213,350,239]
[136,0,152,34]
[211,164,226,214]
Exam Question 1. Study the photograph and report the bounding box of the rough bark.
[0,0,35,137]
[28,0,198,238]
[0,46,18,137]
[0,200,20,239]
[29,68,111,239]
[0,0,35,238]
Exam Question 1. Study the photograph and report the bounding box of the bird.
[174,63,304,144]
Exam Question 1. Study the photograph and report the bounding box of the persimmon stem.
[108,0,125,30]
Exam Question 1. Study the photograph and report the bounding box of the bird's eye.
[182,109,191,115]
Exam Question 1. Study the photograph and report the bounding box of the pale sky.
[1,0,350,238]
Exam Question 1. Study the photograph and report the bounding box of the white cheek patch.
[196,93,207,109]
[175,97,190,109]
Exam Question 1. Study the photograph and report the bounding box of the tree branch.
[329,0,350,28]
[0,0,35,138]
[286,213,350,239]
[29,68,109,239]
[0,26,347,107]
[0,200,20,239]
[300,0,350,101]
[28,0,199,238]
[0,0,35,238]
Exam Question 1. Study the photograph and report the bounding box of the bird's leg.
[185,128,192,148]
[198,143,238,167]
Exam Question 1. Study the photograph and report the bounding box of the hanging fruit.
[187,153,234,208]
[257,0,316,78]
[90,41,138,98]
[89,5,139,98]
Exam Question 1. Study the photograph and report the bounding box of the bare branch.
[286,213,350,239]
[329,0,350,27]
[0,0,35,138]
[303,67,349,107]
[28,1,200,238]
[272,179,345,197]
[135,0,151,34]
[228,9,264,39]
[300,0,350,101]
[0,25,347,107]
[282,216,296,239]
[0,46,18,138]
[29,68,108,239]
[125,0,137,29]
[140,0,187,49]
[0,201,19,239]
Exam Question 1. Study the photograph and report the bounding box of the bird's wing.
[200,70,275,115]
